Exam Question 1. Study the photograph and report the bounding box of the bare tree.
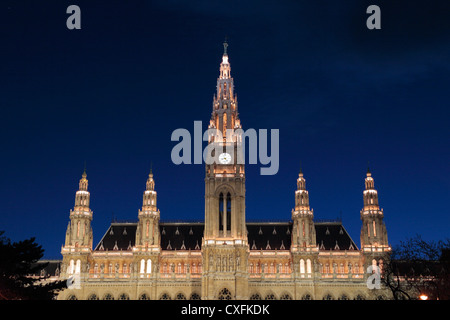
[381,235,450,300]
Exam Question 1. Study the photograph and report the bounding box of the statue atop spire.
[223,37,228,55]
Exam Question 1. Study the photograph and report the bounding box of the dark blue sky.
[1,0,449,258]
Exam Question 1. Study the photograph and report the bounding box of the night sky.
[1,0,449,259]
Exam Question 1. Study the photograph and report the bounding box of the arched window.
[306,259,312,274]
[226,193,231,232]
[176,293,187,300]
[146,259,152,274]
[218,288,232,300]
[280,293,292,300]
[139,293,150,300]
[302,294,311,300]
[300,259,305,274]
[190,293,201,300]
[68,259,74,275]
[249,293,261,300]
[140,259,145,274]
[103,293,114,300]
[265,293,276,300]
[339,294,349,300]
[160,293,171,300]
[119,293,130,300]
[323,294,333,300]
[87,294,98,300]
[67,295,77,300]
[219,193,224,233]
[75,260,81,274]
[355,294,365,300]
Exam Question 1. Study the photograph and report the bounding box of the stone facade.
[57,42,391,300]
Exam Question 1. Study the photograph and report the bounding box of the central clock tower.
[202,41,249,300]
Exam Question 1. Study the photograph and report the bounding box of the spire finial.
[223,37,228,55]
[150,161,153,175]
[299,161,303,175]
[82,161,87,178]
[367,161,371,175]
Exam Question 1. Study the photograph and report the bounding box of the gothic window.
[226,193,231,232]
[67,295,77,300]
[355,264,360,274]
[87,294,98,300]
[177,263,182,274]
[103,293,114,300]
[355,294,365,300]
[306,259,312,274]
[190,293,201,300]
[302,294,311,300]
[373,221,377,237]
[339,294,349,300]
[280,293,292,300]
[119,293,130,300]
[250,293,261,300]
[139,293,150,300]
[140,259,145,274]
[265,293,276,300]
[340,263,345,274]
[302,221,305,237]
[123,264,127,274]
[325,263,330,274]
[300,259,305,274]
[147,259,152,274]
[108,263,112,274]
[75,259,81,274]
[160,293,171,300]
[218,288,232,300]
[219,193,224,232]
[176,293,187,300]
[323,294,334,300]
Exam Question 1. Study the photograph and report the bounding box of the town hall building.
[57,43,391,300]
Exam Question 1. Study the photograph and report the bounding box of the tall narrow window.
[302,221,305,237]
[226,193,231,232]
[219,193,224,233]
[223,112,227,130]
[300,259,305,274]
[373,221,377,237]
[140,259,145,274]
[147,259,152,274]
[306,259,312,274]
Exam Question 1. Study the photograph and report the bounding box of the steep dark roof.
[315,222,358,251]
[30,260,62,277]
[94,223,137,251]
[94,221,359,251]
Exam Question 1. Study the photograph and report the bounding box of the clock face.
[218,153,232,164]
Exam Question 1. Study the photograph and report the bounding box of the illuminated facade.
[58,43,391,300]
